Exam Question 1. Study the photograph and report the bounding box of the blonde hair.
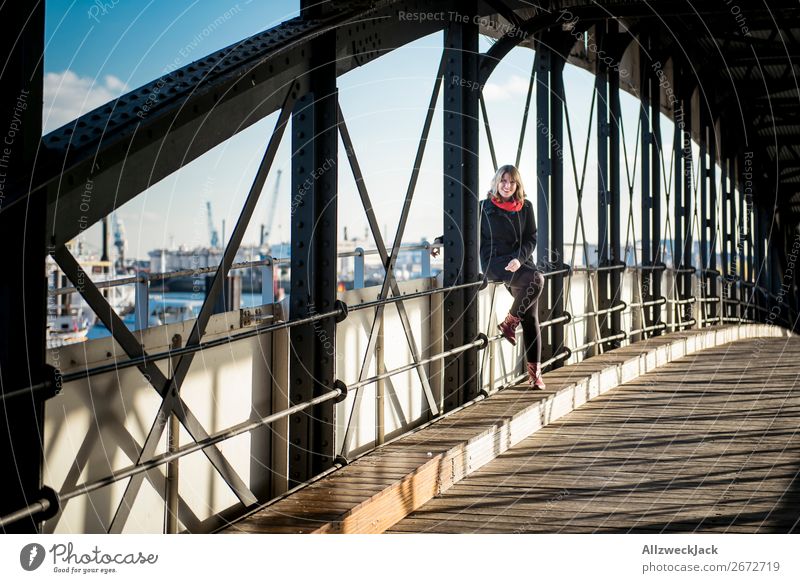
[488,164,525,203]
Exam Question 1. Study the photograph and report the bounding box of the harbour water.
[86,291,268,340]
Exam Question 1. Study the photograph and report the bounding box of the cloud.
[43,70,128,133]
[482,74,530,102]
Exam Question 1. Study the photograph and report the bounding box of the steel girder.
[0,2,47,534]
[442,1,480,411]
[288,29,339,484]
[4,1,471,249]
[639,36,664,333]
[0,0,796,249]
[595,26,629,349]
[534,31,573,364]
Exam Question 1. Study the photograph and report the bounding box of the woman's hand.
[505,258,521,272]
[430,236,444,257]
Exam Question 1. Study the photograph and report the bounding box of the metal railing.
[48,241,440,331]
[3,249,792,530]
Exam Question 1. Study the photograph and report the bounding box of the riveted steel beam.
[0,1,46,534]
[595,25,629,349]
[639,38,663,333]
[6,1,462,249]
[443,2,480,411]
[289,30,339,485]
[534,30,573,364]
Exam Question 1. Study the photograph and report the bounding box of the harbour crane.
[207,201,220,248]
[260,169,282,247]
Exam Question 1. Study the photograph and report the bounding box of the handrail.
[570,302,626,323]
[48,242,445,296]
[347,335,489,392]
[0,384,346,529]
[628,322,667,336]
[571,331,628,353]
[627,297,667,309]
[5,259,785,527]
[24,256,788,402]
[8,279,485,400]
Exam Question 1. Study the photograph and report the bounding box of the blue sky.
[44,1,680,262]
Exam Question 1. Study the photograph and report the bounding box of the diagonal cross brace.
[51,246,257,532]
[338,57,445,454]
[105,84,295,531]
[168,86,296,395]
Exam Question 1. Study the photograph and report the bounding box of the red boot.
[527,362,546,390]
[497,313,522,345]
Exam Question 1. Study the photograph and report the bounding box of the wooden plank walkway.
[220,325,794,534]
[388,336,800,533]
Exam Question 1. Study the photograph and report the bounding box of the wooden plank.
[391,332,800,534]
[223,327,797,534]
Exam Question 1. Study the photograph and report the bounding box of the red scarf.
[490,196,523,212]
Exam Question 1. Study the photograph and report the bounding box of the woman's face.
[498,173,517,199]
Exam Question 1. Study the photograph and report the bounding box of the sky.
[43,0,690,263]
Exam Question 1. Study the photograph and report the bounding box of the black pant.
[487,264,545,363]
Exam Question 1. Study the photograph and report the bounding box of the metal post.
[375,312,385,446]
[353,248,365,289]
[699,107,709,326]
[420,240,431,279]
[164,334,181,534]
[596,26,610,347]
[708,117,719,323]
[134,273,149,331]
[683,86,694,326]
[753,203,764,320]
[536,40,552,363]
[596,25,624,348]
[443,3,479,411]
[608,36,622,340]
[288,28,338,484]
[270,302,290,497]
[0,1,46,533]
[769,205,782,314]
[759,206,770,318]
[535,31,570,364]
[730,157,740,319]
[650,54,663,332]
[549,41,566,362]
[640,45,653,331]
[741,156,752,319]
[673,73,693,325]
[741,159,749,286]
[720,154,731,317]
[260,258,274,305]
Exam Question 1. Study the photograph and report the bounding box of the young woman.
[480,164,545,389]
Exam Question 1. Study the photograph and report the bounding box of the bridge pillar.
[769,210,784,321]
[740,156,753,320]
[754,202,766,321]
[723,155,741,321]
[0,2,46,533]
[288,30,338,485]
[534,31,572,365]
[720,153,731,317]
[595,25,627,350]
[673,69,695,328]
[759,204,778,319]
[639,39,663,336]
[442,2,480,412]
[732,156,743,320]
[708,114,720,324]
[699,99,719,326]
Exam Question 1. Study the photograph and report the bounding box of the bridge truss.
[1,0,799,533]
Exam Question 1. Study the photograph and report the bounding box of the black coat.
[479,198,538,279]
